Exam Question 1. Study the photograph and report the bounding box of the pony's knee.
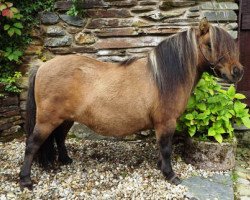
[155,119,176,138]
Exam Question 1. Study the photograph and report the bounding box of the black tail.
[25,63,56,168]
[25,66,38,136]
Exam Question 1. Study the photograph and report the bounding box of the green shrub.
[0,1,24,94]
[177,73,250,143]
[0,0,55,95]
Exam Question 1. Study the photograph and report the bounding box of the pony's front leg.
[155,120,181,185]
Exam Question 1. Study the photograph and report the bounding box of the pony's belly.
[76,113,151,137]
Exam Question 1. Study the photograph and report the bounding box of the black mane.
[148,28,198,95]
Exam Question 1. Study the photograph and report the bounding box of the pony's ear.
[199,18,210,35]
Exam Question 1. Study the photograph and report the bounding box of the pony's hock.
[20,19,244,189]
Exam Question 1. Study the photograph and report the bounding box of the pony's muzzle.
[232,65,244,83]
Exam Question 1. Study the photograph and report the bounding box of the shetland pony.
[20,19,244,189]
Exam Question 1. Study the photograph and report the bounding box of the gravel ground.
[0,136,230,200]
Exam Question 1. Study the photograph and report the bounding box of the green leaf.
[208,127,216,136]
[10,7,18,13]
[4,24,10,30]
[13,13,22,19]
[229,109,235,115]
[217,127,225,134]
[214,134,223,143]
[207,96,220,103]
[14,50,23,57]
[14,28,21,35]
[234,93,246,100]
[214,121,222,129]
[208,89,214,95]
[227,85,236,97]
[7,28,15,37]
[242,117,250,128]
[187,96,195,109]
[225,112,232,119]
[188,126,196,137]
[236,109,250,119]
[185,113,194,120]
[9,54,15,61]
[197,113,208,120]
[197,79,205,87]
[197,103,206,111]
[227,126,234,138]
[13,22,23,29]
[0,4,7,11]
[234,101,247,113]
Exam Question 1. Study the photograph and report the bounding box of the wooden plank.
[238,31,250,106]
[241,0,250,13]
[237,0,250,106]
[242,14,250,30]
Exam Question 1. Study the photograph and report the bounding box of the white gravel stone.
[0,137,231,199]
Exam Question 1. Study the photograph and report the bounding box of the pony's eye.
[207,43,212,49]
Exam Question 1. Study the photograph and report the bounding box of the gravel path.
[0,136,229,200]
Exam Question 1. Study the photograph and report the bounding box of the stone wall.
[0,85,23,141]
[36,0,238,63]
[12,0,240,138]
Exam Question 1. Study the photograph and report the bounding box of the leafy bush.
[0,0,55,95]
[0,1,23,94]
[177,73,250,143]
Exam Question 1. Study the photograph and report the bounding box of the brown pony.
[20,19,244,189]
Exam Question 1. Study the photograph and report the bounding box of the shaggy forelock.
[210,26,239,61]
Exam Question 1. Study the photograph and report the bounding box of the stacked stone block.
[0,85,23,140]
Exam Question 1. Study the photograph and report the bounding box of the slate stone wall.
[36,0,238,63]
[1,0,239,139]
[0,84,23,140]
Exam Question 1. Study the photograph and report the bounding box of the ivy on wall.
[0,0,55,95]
[67,0,85,16]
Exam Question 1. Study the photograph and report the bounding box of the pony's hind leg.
[20,121,61,190]
[37,121,74,167]
[37,133,56,168]
[54,120,74,165]
[155,119,181,185]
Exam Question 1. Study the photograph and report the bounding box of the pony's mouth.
[221,73,231,83]
[221,72,241,84]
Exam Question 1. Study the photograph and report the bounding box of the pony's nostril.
[233,66,240,76]
[221,73,227,80]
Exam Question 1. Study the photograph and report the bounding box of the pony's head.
[197,18,244,83]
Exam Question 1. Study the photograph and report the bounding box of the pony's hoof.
[20,178,33,190]
[59,156,73,165]
[168,175,182,185]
